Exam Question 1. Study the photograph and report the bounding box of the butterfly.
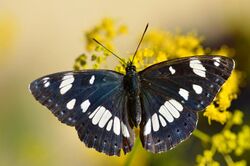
[29,24,235,156]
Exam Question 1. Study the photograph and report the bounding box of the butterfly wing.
[29,70,134,156]
[138,55,234,153]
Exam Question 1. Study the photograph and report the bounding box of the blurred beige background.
[1,0,250,73]
[0,0,250,166]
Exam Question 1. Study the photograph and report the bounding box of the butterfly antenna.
[131,23,149,63]
[92,38,126,64]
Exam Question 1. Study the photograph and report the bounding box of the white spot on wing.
[159,115,167,127]
[213,57,221,66]
[213,57,221,61]
[193,69,206,77]
[44,81,50,87]
[164,101,180,118]
[106,119,113,131]
[179,88,189,100]
[59,75,74,88]
[98,109,112,128]
[214,61,220,66]
[113,116,120,135]
[89,106,100,119]
[159,105,174,123]
[89,75,95,85]
[121,122,130,137]
[81,100,91,113]
[169,66,176,74]
[190,59,206,70]
[59,75,74,95]
[189,59,206,77]
[144,119,151,135]
[62,74,73,80]
[42,77,49,81]
[169,99,183,111]
[92,106,106,125]
[60,84,72,94]
[66,99,76,110]
[193,84,203,94]
[152,113,160,132]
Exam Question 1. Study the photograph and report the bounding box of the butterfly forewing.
[29,70,134,156]
[139,55,234,153]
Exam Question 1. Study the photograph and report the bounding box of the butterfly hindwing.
[140,87,198,153]
[75,89,134,156]
[29,70,134,156]
[139,55,234,153]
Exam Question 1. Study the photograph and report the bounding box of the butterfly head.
[125,61,136,73]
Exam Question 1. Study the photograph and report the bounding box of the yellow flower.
[204,104,231,124]
[216,71,241,110]
[212,130,237,154]
[235,125,250,156]
[118,25,128,34]
[196,150,220,166]
[204,70,241,124]
[231,110,243,125]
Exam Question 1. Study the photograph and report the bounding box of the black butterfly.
[29,25,235,156]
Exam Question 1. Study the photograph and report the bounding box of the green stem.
[193,129,211,143]
[211,145,217,155]
[223,119,233,131]
[224,154,234,165]
[123,138,140,166]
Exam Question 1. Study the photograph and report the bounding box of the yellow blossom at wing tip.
[204,104,231,124]
[204,67,241,124]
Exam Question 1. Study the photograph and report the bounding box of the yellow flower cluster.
[197,149,247,166]
[196,110,250,166]
[85,18,127,52]
[196,150,220,166]
[120,30,205,72]
[75,18,248,166]
[235,125,250,156]
[74,18,127,70]
[212,130,237,154]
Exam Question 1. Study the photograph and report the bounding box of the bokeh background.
[0,0,250,166]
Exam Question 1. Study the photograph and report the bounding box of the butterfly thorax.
[124,62,142,127]
[124,64,140,97]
